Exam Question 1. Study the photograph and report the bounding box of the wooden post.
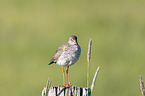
[42,78,91,96]
[42,86,91,96]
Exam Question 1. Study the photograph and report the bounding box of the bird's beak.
[74,41,77,44]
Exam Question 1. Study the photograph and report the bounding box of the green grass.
[0,0,145,96]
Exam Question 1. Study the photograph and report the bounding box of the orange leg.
[62,67,66,86]
[66,66,72,86]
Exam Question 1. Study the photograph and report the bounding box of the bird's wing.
[48,43,67,64]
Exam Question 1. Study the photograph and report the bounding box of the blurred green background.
[0,0,145,96]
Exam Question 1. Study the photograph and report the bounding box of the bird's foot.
[62,84,66,87]
[66,84,72,86]
[66,84,76,87]
[63,84,76,87]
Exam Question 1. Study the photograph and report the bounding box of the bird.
[48,35,81,86]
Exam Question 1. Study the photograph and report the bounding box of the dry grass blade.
[42,77,51,96]
[140,76,145,96]
[87,38,92,88]
[87,38,92,62]
[45,77,51,96]
[91,66,100,92]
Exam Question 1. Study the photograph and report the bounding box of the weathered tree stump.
[42,86,91,96]
[42,78,91,96]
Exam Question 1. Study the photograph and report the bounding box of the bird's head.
[68,35,78,45]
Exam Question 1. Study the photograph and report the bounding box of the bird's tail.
[48,60,54,65]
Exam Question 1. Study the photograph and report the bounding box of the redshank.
[48,35,81,86]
